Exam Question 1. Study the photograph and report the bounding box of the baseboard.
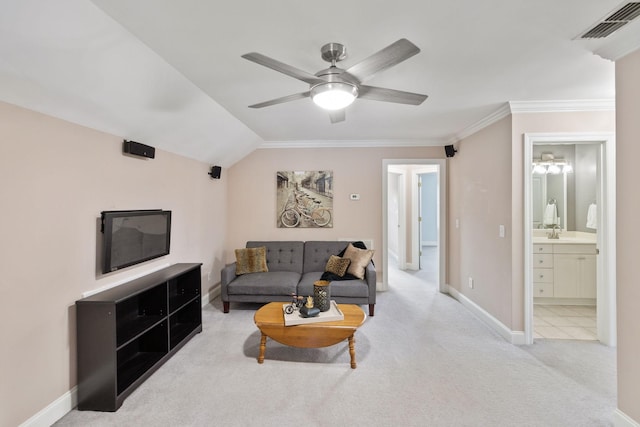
[202,283,221,307]
[21,288,219,426]
[615,409,640,427]
[445,284,525,345]
[19,386,77,427]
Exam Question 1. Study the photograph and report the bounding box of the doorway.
[382,159,446,293]
[523,133,616,346]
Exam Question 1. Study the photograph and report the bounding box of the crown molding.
[592,20,640,62]
[509,99,615,113]
[448,99,615,144]
[258,139,444,149]
[448,103,511,144]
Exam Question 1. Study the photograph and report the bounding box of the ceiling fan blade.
[242,53,324,85]
[329,109,345,124]
[249,91,310,108]
[345,39,420,82]
[358,85,428,105]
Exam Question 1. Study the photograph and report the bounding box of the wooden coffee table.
[254,302,366,369]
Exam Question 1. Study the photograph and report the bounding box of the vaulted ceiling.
[2,1,638,166]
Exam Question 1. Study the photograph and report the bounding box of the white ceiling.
[1,0,638,166]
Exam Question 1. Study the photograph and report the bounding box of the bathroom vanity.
[532,231,597,303]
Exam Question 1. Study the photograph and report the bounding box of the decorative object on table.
[282,300,345,326]
[284,293,304,314]
[277,170,333,228]
[313,280,331,312]
[299,296,320,318]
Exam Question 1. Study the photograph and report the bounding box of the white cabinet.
[553,244,597,299]
[533,243,596,301]
[533,244,554,298]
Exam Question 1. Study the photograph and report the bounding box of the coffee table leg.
[258,333,267,364]
[348,334,356,369]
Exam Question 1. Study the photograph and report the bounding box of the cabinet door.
[578,255,597,298]
[553,254,596,298]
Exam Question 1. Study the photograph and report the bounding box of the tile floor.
[534,304,597,340]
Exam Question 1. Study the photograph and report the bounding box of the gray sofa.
[221,241,376,316]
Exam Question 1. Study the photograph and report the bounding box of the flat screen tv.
[101,210,171,274]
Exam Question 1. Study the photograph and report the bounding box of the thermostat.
[350,194,360,200]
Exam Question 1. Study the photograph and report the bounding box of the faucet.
[548,224,561,239]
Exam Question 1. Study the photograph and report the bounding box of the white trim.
[203,283,220,307]
[19,387,77,427]
[592,20,640,62]
[510,99,615,113]
[448,103,511,143]
[259,139,444,149]
[446,285,525,345]
[614,409,640,427]
[523,132,616,346]
[449,100,616,144]
[382,159,446,293]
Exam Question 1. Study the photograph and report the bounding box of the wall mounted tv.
[101,210,171,274]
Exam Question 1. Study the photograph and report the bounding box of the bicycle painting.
[277,170,333,228]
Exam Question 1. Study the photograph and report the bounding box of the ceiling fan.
[241,38,428,123]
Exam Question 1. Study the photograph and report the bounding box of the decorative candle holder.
[313,280,331,312]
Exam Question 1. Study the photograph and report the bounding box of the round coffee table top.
[254,302,366,349]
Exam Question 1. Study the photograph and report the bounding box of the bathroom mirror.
[531,144,598,232]
[532,172,566,229]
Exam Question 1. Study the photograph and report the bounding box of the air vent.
[580,2,640,39]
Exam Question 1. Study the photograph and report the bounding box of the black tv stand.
[76,263,202,411]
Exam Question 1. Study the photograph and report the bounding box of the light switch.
[499,225,505,238]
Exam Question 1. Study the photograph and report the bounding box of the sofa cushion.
[303,241,352,273]
[247,241,304,273]
[235,247,268,275]
[227,271,300,296]
[343,243,375,280]
[325,255,351,277]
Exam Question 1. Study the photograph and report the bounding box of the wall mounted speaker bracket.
[209,165,222,179]
[123,140,155,159]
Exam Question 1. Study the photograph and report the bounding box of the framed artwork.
[277,170,333,228]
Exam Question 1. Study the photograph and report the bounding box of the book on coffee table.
[283,300,344,326]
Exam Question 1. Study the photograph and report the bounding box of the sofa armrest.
[220,263,237,300]
[364,261,376,304]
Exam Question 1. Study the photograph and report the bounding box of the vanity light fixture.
[532,153,573,175]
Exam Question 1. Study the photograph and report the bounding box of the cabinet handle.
[539,274,544,279]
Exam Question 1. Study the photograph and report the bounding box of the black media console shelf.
[76,263,203,411]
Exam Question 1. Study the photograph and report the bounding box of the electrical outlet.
[350,193,360,201]
[468,277,474,289]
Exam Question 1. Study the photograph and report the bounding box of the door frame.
[382,159,447,292]
[523,132,616,346]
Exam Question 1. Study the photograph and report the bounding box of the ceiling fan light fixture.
[311,82,358,110]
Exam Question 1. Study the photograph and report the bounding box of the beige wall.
[448,116,514,326]
[225,146,444,272]
[0,101,226,427]
[449,111,615,331]
[615,48,640,424]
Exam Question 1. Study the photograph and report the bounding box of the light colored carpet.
[55,264,616,427]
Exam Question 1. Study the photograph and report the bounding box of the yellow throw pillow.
[325,255,351,277]
[343,243,375,280]
[235,247,268,275]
